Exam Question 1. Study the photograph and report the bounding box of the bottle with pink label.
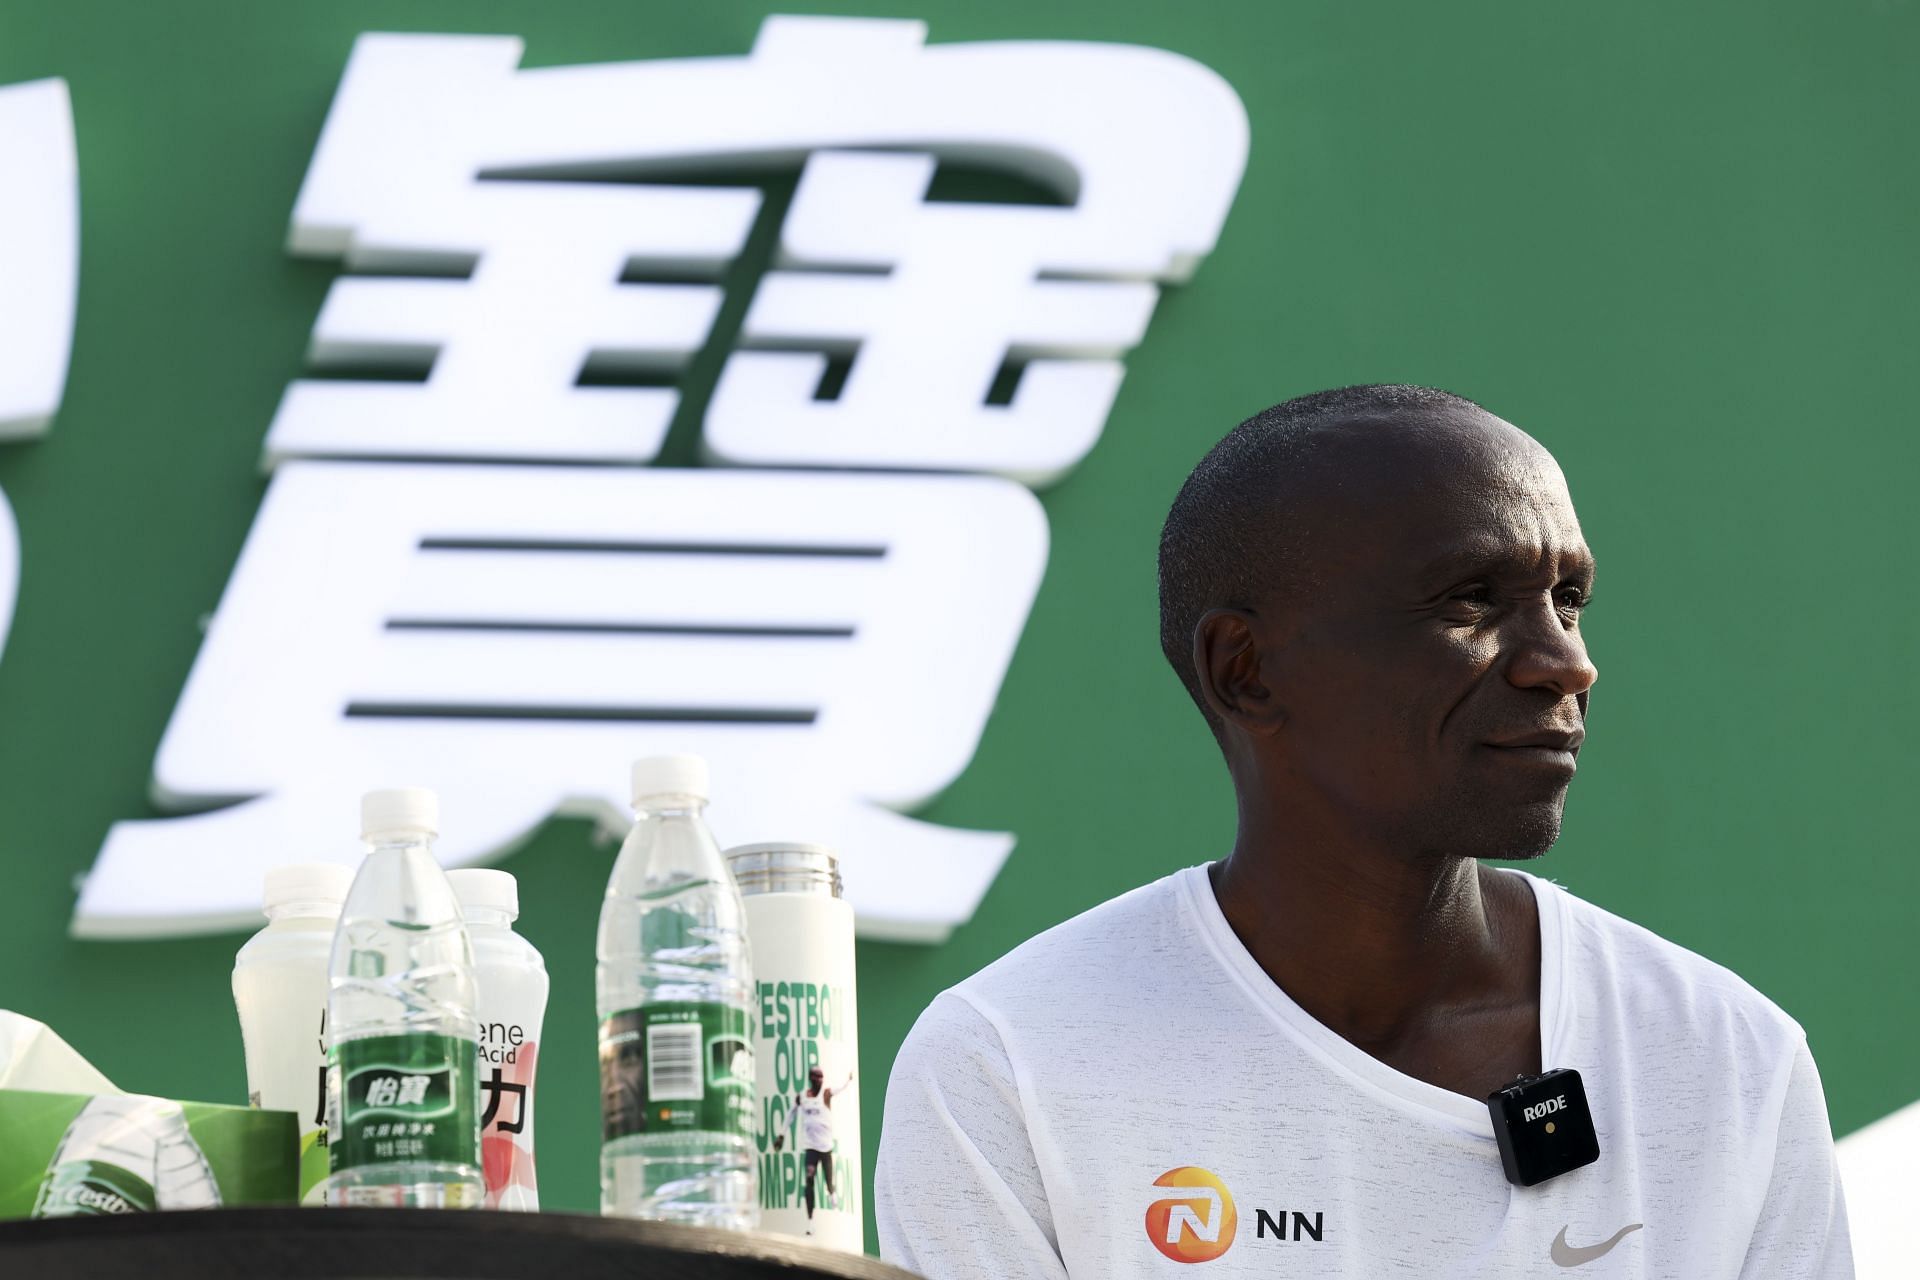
[447,869,547,1211]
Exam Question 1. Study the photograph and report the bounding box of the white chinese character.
[365,1077,400,1108]
[0,77,78,676]
[396,1075,431,1107]
[74,17,1245,947]
[0,78,76,443]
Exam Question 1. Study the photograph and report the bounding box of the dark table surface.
[0,1207,925,1279]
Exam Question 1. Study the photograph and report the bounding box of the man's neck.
[1209,818,1542,1099]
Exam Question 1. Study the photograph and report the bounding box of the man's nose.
[1505,602,1598,698]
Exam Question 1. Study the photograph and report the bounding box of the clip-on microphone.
[1486,1068,1599,1187]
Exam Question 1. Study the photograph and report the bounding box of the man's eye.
[1555,588,1591,614]
[1451,585,1493,606]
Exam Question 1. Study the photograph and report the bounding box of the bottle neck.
[264,901,342,923]
[633,793,707,819]
[364,832,436,857]
[462,905,516,929]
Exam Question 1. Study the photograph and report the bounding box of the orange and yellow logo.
[1144,1166,1237,1263]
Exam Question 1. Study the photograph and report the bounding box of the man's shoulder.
[957,865,1201,1002]
[1532,872,1806,1048]
[898,866,1203,1058]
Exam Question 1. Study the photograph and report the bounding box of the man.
[773,1065,853,1232]
[875,386,1851,1277]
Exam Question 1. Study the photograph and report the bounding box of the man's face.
[810,1069,825,1091]
[1259,409,1598,861]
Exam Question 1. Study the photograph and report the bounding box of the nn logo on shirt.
[1145,1166,1326,1264]
[1145,1167,1237,1263]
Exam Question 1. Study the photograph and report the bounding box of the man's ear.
[1193,607,1285,734]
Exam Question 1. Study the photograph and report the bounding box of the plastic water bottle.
[32,1096,221,1216]
[597,754,758,1227]
[448,868,548,1211]
[324,788,483,1208]
[233,862,353,1204]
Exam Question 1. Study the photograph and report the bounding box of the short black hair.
[1156,384,1488,730]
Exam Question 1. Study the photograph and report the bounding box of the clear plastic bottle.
[324,788,483,1208]
[597,754,758,1228]
[448,868,548,1211]
[233,862,353,1205]
[32,1096,221,1216]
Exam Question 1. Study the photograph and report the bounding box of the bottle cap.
[630,754,709,806]
[447,868,518,920]
[726,842,842,899]
[361,787,439,842]
[262,863,354,912]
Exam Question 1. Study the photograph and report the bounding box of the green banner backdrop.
[1,0,1913,1248]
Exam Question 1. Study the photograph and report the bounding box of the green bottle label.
[600,1002,755,1141]
[32,1159,158,1216]
[328,1033,479,1174]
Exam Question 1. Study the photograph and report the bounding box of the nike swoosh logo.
[1550,1223,1643,1267]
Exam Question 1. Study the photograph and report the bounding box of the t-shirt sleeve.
[1737,1036,1854,1279]
[876,990,1071,1280]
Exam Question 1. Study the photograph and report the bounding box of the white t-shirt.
[792,1091,836,1153]
[876,866,1851,1278]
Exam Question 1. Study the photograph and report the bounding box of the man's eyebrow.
[1414,541,1509,582]
[1413,541,1597,584]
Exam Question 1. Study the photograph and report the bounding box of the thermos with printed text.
[726,842,863,1252]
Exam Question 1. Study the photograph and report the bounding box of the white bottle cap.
[261,863,354,912]
[630,754,708,806]
[447,868,518,920]
[361,787,439,842]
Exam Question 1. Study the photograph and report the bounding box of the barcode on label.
[647,1023,704,1102]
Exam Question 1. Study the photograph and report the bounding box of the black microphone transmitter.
[1485,1067,1599,1187]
